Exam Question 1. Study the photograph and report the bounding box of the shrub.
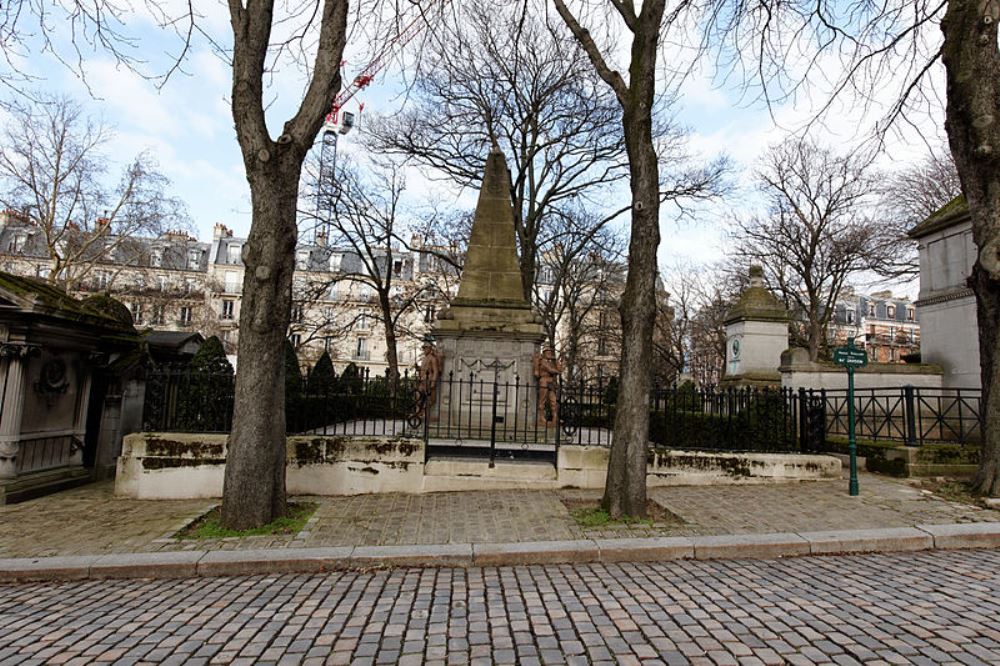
[306,352,337,395]
[175,336,234,431]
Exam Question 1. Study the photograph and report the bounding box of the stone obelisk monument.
[432,147,545,427]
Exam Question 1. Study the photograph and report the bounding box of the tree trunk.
[941,0,1000,496]
[519,234,537,302]
[221,169,299,529]
[602,105,659,519]
[807,317,822,362]
[380,294,400,383]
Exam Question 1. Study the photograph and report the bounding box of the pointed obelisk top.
[453,148,528,305]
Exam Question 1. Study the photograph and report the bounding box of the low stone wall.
[559,446,841,488]
[117,434,842,499]
[779,347,944,391]
[116,433,424,499]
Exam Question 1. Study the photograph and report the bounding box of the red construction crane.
[315,8,444,234]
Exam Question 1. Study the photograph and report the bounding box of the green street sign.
[833,347,868,368]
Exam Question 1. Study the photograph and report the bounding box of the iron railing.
[821,386,982,446]
[141,367,983,454]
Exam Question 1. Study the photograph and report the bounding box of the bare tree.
[220,0,351,530]
[730,139,896,362]
[533,212,627,381]
[661,262,737,387]
[368,0,628,300]
[691,0,1000,494]
[878,147,963,278]
[320,159,430,381]
[0,95,187,290]
[551,0,669,519]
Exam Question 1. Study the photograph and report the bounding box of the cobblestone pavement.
[1,549,998,665]
[2,474,998,557]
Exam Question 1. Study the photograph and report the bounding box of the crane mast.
[314,8,441,237]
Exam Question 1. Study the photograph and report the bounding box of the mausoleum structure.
[722,266,789,387]
[430,148,547,439]
[908,196,981,388]
[0,273,139,503]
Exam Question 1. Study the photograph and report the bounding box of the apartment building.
[1,213,644,379]
[827,288,921,363]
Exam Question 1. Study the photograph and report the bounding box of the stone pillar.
[721,266,790,387]
[0,347,31,479]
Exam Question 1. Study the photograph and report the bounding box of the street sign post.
[833,337,868,496]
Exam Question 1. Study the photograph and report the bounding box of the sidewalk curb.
[3,522,999,583]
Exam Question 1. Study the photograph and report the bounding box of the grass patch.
[563,498,683,529]
[177,502,317,540]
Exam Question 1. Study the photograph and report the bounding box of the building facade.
[0,212,646,380]
[827,288,921,364]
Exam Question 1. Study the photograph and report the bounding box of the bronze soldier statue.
[417,336,444,417]
[533,346,562,426]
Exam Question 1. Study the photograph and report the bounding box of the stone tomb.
[430,148,547,439]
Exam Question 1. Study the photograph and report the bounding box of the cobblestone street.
[3,474,998,557]
[0,549,997,665]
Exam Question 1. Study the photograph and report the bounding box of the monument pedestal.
[428,147,548,436]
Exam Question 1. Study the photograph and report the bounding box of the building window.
[354,337,369,360]
[393,260,403,276]
[7,234,25,252]
[180,306,193,326]
[94,271,111,290]
[151,305,165,326]
[290,333,301,348]
[357,314,370,330]
[228,244,242,264]
[35,264,46,278]
[150,248,163,268]
[868,302,875,316]
[888,326,896,341]
[597,337,608,356]
[291,304,304,323]
[158,275,168,291]
[324,336,333,352]
[296,250,310,270]
[187,249,201,270]
[424,305,436,323]
[330,253,343,272]
[907,308,915,321]
[846,310,854,324]
[887,305,896,318]
[221,299,235,320]
[224,271,241,294]
[131,303,144,325]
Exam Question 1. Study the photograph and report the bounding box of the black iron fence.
[141,367,983,457]
[820,386,982,446]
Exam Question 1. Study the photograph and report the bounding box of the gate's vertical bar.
[489,379,499,468]
[903,385,918,447]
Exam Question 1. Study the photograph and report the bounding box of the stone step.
[422,458,558,492]
[1,466,93,505]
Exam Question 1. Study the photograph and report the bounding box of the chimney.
[96,217,111,228]
[213,223,233,240]
[410,233,423,249]
[315,230,327,247]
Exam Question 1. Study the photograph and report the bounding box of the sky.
[8,1,944,296]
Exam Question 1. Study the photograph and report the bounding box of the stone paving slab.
[4,522,1000,582]
[2,472,999,559]
[800,526,933,555]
